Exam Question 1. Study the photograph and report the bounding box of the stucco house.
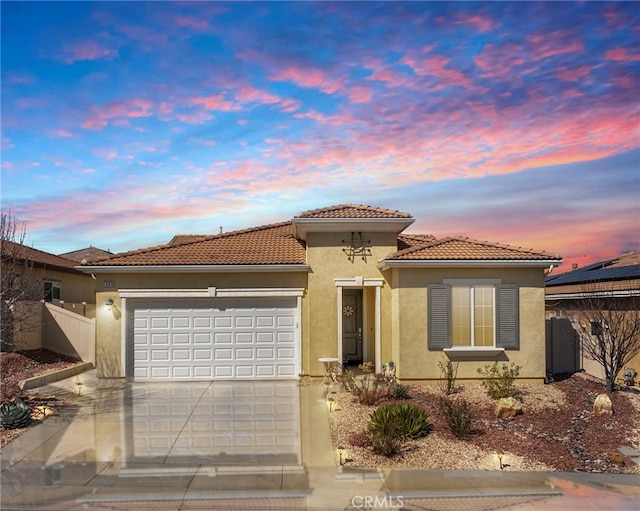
[79,204,561,383]
[545,251,640,384]
[1,241,96,354]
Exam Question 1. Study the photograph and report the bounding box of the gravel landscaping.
[0,350,82,447]
[327,372,640,473]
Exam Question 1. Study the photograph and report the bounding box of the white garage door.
[131,298,299,381]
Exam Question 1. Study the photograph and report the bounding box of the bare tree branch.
[1,211,45,352]
[570,282,640,392]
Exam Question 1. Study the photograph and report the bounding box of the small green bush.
[390,383,411,400]
[440,397,473,438]
[477,362,521,399]
[438,358,459,395]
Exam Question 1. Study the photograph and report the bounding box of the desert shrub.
[440,397,473,438]
[369,415,403,456]
[342,362,395,405]
[438,358,459,395]
[390,383,411,400]
[369,403,432,441]
[477,362,522,399]
[347,431,370,448]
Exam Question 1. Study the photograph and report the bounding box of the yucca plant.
[0,398,32,429]
[369,403,432,441]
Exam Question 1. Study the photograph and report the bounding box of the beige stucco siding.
[390,266,547,383]
[305,232,397,376]
[44,268,95,304]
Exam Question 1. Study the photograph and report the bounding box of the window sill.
[444,347,505,360]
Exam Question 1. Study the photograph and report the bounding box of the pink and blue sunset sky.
[1,1,638,270]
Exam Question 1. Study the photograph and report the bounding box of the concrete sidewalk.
[0,370,638,510]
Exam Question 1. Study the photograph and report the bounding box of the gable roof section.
[397,233,437,251]
[1,240,81,274]
[380,237,561,268]
[59,246,113,263]
[295,204,412,219]
[86,221,307,269]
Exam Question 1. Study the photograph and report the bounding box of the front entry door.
[342,289,363,365]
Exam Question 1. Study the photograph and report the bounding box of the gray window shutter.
[428,285,451,349]
[496,284,519,349]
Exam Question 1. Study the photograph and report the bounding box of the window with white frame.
[44,281,61,302]
[428,283,519,350]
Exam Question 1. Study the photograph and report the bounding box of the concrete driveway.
[1,370,639,511]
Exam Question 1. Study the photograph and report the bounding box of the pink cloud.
[402,54,475,90]
[189,94,235,111]
[474,43,528,78]
[527,31,584,61]
[82,98,154,130]
[2,161,13,171]
[348,86,373,103]
[454,13,499,33]
[55,129,74,138]
[59,41,118,64]
[270,66,344,94]
[92,148,119,160]
[175,16,209,30]
[279,99,301,113]
[175,110,213,124]
[605,47,640,62]
[555,66,592,82]
[235,86,281,105]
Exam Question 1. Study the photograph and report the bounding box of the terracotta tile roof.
[294,204,412,219]
[58,246,113,263]
[94,222,306,266]
[168,235,208,245]
[1,240,81,272]
[387,237,561,261]
[397,234,437,251]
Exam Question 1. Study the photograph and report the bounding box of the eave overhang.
[292,217,414,240]
[77,264,311,274]
[378,259,563,270]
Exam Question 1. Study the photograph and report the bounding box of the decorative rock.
[494,397,523,418]
[593,394,613,416]
[611,452,625,465]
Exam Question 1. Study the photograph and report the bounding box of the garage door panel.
[193,316,213,329]
[172,317,190,328]
[235,332,253,343]
[132,298,298,381]
[214,317,232,328]
[194,332,213,344]
[151,333,169,345]
[235,316,254,328]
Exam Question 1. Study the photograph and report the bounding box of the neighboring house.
[79,204,561,383]
[59,245,113,264]
[1,241,96,356]
[1,240,95,306]
[545,252,640,382]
